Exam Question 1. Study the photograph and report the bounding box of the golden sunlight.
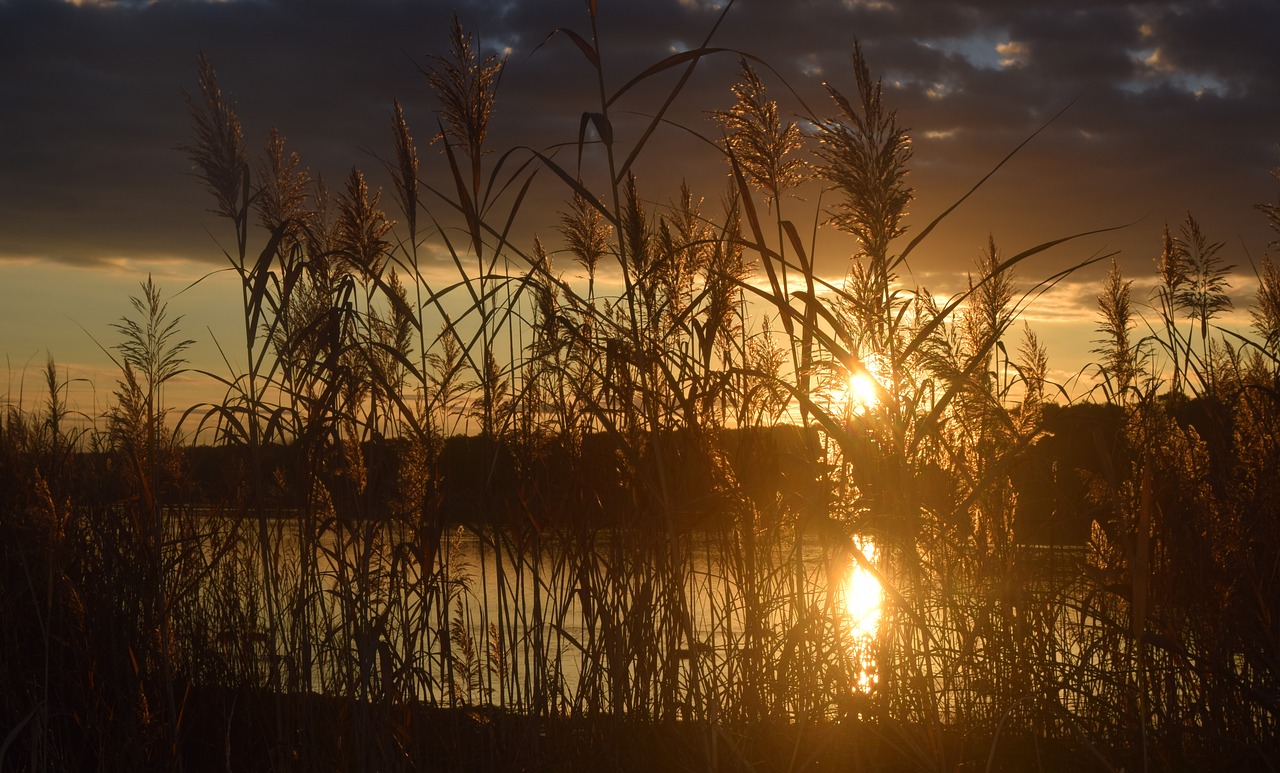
[848,371,881,412]
[842,543,883,639]
[827,360,885,416]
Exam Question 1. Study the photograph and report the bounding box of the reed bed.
[3,4,1280,771]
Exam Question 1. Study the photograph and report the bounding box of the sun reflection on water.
[842,541,883,639]
[837,540,883,694]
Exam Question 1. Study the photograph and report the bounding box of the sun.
[848,371,880,411]
[826,363,883,415]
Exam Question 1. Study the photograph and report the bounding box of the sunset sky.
[2,0,1279,418]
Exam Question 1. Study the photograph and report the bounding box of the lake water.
[176,512,888,711]
[175,511,1104,720]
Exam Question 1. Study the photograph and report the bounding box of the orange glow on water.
[842,543,883,639]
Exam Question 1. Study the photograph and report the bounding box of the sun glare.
[842,543,883,639]
[848,372,880,411]
[828,363,884,415]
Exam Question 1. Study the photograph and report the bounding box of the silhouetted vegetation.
[3,5,1280,771]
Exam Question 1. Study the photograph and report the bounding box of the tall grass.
[3,4,1280,771]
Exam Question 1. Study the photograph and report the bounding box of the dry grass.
[3,4,1280,772]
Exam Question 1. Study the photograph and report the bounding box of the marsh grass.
[3,4,1280,771]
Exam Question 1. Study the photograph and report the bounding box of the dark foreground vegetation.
[4,4,1280,770]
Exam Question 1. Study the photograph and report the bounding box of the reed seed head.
[427,13,505,165]
[714,58,806,209]
[815,41,913,263]
[180,53,248,222]
[335,167,393,282]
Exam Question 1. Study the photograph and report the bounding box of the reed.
[3,4,1280,771]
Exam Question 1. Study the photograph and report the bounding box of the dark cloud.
[1146,0,1280,98]
[0,0,1277,287]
